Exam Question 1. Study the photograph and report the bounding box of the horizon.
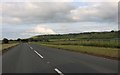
[1,30,119,40]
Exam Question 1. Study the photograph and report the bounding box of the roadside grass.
[2,43,18,50]
[1,43,19,54]
[32,42,119,60]
[0,44,2,54]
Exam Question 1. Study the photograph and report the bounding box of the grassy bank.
[2,43,19,50]
[32,42,119,60]
[1,43,19,54]
[0,44,2,54]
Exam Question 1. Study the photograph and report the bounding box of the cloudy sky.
[0,0,119,39]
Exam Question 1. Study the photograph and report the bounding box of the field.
[37,39,119,48]
[30,31,119,48]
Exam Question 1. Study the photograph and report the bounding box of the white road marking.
[54,68,64,75]
[30,47,33,49]
[34,50,43,58]
[47,62,50,64]
[103,58,112,61]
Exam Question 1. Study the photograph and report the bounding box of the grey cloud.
[2,2,75,24]
[2,2,118,25]
[70,2,118,22]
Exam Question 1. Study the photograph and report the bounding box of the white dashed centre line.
[34,50,44,58]
[29,45,63,75]
[54,68,64,75]
[30,47,33,49]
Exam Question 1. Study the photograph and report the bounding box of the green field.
[30,31,119,48]
[36,40,119,48]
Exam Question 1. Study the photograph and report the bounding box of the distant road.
[2,43,118,74]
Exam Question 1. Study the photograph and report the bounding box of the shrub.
[2,38,9,44]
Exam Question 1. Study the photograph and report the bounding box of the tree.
[9,39,13,41]
[17,38,21,42]
[2,38,9,44]
[21,39,28,42]
[118,30,120,32]
[111,30,114,32]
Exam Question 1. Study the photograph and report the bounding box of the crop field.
[31,31,119,48]
[38,39,119,48]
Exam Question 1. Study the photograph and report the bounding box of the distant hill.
[29,31,119,42]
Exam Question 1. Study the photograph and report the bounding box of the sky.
[0,0,119,40]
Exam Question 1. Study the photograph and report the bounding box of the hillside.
[30,31,119,41]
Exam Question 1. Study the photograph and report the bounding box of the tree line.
[2,38,29,44]
[2,38,49,44]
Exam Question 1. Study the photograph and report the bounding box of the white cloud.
[27,25,56,35]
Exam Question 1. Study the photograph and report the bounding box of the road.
[2,43,119,74]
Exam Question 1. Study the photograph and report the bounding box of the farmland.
[30,31,120,48]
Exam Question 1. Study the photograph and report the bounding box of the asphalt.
[2,43,119,74]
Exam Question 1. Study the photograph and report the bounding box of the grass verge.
[32,42,119,60]
[1,43,19,54]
